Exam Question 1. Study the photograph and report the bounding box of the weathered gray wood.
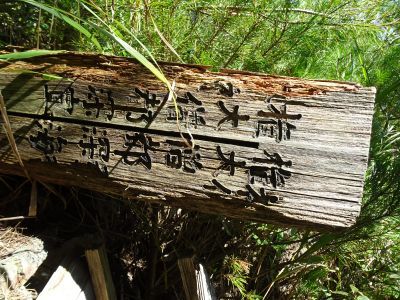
[0,52,376,229]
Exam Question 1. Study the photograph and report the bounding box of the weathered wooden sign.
[0,53,375,229]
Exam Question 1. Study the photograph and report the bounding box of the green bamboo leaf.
[301,255,325,264]
[86,18,171,87]
[21,0,102,51]
[350,284,359,293]
[0,50,64,61]
[80,2,163,76]
[113,20,162,71]
[20,70,71,81]
[111,34,170,87]
[331,291,349,296]
[41,73,66,81]
[385,132,400,147]
[298,234,337,261]
[273,265,305,282]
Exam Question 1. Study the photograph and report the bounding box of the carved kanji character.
[135,88,160,108]
[217,82,240,97]
[44,84,80,115]
[256,97,302,142]
[165,140,202,173]
[203,179,232,194]
[217,101,249,129]
[252,151,292,168]
[123,88,161,125]
[166,106,184,121]
[98,136,110,162]
[126,108,154,124]
[246,185,279,204]
[177,92,202,106]
[182,145,203,173]
[166,92,206,128]
[114,133,159,170]
[166,149,183,169]
[29,121,67,162]
[187,107,206,127]
[82,85,105,118]
[215,146,246,176]
[78,127,110,164]
[248,166,291,188]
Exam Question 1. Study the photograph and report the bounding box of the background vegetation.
[0,0,399,299]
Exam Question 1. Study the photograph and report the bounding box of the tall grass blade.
[80,2,163,73]
[21,0,102,51]
[22,0,192,146]
[113,20,162,70]
[152,22,184,63]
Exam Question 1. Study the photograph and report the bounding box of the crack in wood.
[6,111,260,149]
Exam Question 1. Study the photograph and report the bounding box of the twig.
[143,0,184,63]
[223,21,259,68]
[203,15,232,52]
[39,180,67,208]
[196,6,332,18]
[0,176,13,191]
[261,20,288,57]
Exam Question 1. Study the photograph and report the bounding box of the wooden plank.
[85,246,117,300]
[178,257,198,300]
[0,52,376,229]
[178,257,216,300]
[28,180,37,217]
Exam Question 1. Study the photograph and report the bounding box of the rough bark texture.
[0,52,375,230]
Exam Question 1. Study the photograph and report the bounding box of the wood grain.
[85,246,117,300]
[0,52,376,230]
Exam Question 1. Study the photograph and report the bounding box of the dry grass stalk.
[0,227,45,299]
[0,90,31,181]
[0,286,37,300]
[0,227,31,258]
[0,216,33,222]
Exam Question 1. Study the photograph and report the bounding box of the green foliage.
[0,49,63,60]
[1,0,399,298]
